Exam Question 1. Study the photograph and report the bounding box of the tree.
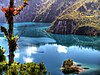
[0,0,28,65]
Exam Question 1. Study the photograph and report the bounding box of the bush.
[0,46,6,62]
[0,62,47,75]
[62,59,81,74]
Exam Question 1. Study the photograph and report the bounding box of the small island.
[61,59,87,74]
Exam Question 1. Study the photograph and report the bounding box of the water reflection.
[26,46,37,56]
[14,44,100,75]
[1,22,100,50]
[15,53,19,58]
[23,57,33,63]
[47,34,100,50]
[15,22,100,50]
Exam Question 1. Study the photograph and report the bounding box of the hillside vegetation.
[47,0,100,36]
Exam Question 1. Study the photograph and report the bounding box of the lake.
[0,22,100,75]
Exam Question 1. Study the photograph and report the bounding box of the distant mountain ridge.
[15,0,77,22]
[0,0,99,23]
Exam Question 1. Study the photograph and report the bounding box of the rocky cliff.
[13,0,77,22]
[33,0,76,22]
[47,0,100,36]
[47,19,77,34]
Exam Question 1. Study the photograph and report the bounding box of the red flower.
[1,7,8,13]
[13,10,19,15]
[10,7,15,12]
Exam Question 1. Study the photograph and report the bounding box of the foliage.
[8,35,18,50]
[62,59,73,68]
[0,62,47,75]
[62,66,80,74]
[0,61,8,74]
[1,26,8,37]
[8,35,19,53]
[62,59,83,74]
[24,0,28,3]
[0,46,6,62]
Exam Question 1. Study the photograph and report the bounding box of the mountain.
[47,0,100,36]
[0,0,43,22]
[13,0,76,22]
[33,0,77,22]
[15,0,77,22]
[0,0,99,23]
[15,0,43,22]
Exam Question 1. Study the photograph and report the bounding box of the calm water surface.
[0,22,100,75]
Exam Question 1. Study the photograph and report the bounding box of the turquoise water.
[0,22,100,75]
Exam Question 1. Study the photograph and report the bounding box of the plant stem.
[7,0,14,65]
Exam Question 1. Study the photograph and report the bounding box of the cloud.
[23,57,33,63]
[56,45,67,53]
[39,44,68,54]
[22,44,67,63]
[26,46,37,56]
[51,44,67,53]
[25,44,68,56]
[15,53,20,58]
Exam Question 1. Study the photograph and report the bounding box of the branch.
[1,1,28,16]
[10,0,14,7]
[13,2,28,16]
[0,26,8,37]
